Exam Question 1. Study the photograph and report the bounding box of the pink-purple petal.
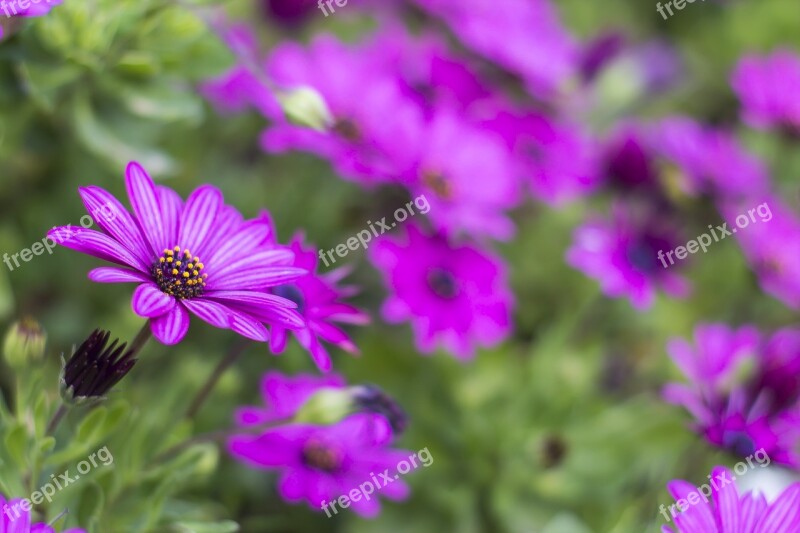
[157,185,183,248]
[78,185,151,265]
[182,298,231,329]
[125,161,169,255]
[132,283,176,318]
[47,226,148,271]
[178,185,223,259]
[88,267,150,284]
[150,304,190,345]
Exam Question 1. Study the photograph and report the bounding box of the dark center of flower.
[627,233,673,274]
[421,170,452,200]
[332,118,361,142]
[301,440,342,473]
[152,247,207,300]
[427,268,459,299]
[273,284,306,315]
[723,431,756,457]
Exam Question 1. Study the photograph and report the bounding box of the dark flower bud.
[350,384,408,435]
[59,330,137,405]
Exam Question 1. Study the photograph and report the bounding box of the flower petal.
[79,185,151,265]
[181,298,230,329]
[157,185,183,249]
[150,304,190,345]
[178,185,223,259]
[205,219,280,268]
[757,484,800,532]
[132,283,176,318]
[125,161,168,255]
[89,267,150,284]
[47,226,148,271]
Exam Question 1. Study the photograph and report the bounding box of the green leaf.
[170,520,240,533]
[4,422,28,466]
[76,406,108,443]
[76,482,106,529]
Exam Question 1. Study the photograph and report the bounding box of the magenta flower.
[369,223,513,359]
[48,161,306,345]
[480,108,600,206]
[259,34,424,185]
[720,196,800,311]
[649,117,769,199]
[664,324,800,466]
[0,0,62,39]
[411,0,578,99]
[662,466,800,532]
[566,204,690,310]
[259,218,369,372]
[229,413,411,517]
[731,49,800,132]
[1,492,85,533]
[399,110,520,240]
[234,371,346,427]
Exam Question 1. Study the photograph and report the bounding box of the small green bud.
[293,388,354,425]
[276,86,333,132]
[3,317,46,369]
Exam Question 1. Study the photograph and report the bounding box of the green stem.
[185,338,251,419]
[128,321,153,359]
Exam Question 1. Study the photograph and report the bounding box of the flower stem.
[128,322,152,358]
[185,338,251,419]
[46,404,67,436]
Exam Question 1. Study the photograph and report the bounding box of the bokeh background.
[1,0,799,531]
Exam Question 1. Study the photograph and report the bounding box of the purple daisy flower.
[229,413,411,517]
[480,108,601,206]
[566,203,690,310]
[259,217,369,372]
[398,110,520,240]
[662,466,800,532]
[720,196,800,311]
[411,0,578,100]
[731,49,800,133]
[664,324,800,465]
[48,161,306,346]
[368,223,513,359]
[0,0,62,39]
[234,370,346,427]
[1,492,85,533]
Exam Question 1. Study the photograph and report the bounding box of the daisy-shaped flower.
[662,466,800,532]
[229,413,411,517]
[369,223,513,359]
[1,492,85,532]
[48,161,306,345]
[257,216,369,372]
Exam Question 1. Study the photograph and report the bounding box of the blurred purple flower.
[481,108,601,205]
[399,110,520,240]
[720,196,800,310]
[260,216,369,372]
[664,323,800,466]
[369,224,513,359]
[731,49,800,133]
[49,162,305,345]
[566,204,690,309]
[259,0,318,27]
[412,0,579,100]
[1,492,85,532]
[662,465,800,532]
[229,413,411,517]
[649,117,769,199]
[234,371,346,427]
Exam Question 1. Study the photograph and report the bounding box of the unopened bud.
[3,317,46,369]
[276,86,333,132]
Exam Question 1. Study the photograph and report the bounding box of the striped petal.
[151,304,190,345]
[132,283,176,318]
[157,185,183,249]
[178,185,223,259]
[89,267,150,284]
[47,226,148,271]
[79,185,151,265]
[182,298,230,329]
[125,161,168,255]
